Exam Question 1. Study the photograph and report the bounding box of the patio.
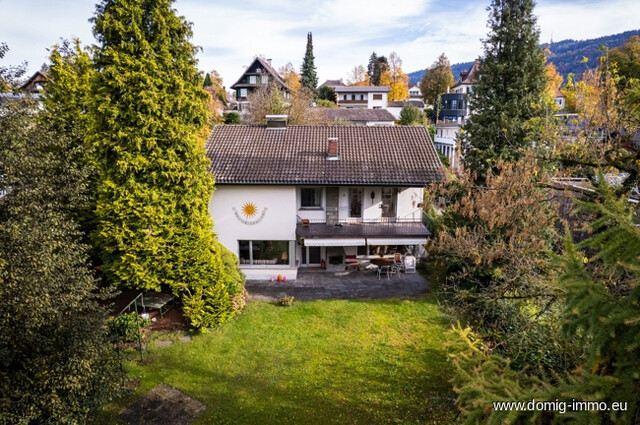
[244,269,431,300]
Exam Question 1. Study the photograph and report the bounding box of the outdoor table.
[142,292,175,318]
[370,258,394,267]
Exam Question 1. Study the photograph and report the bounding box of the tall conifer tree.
[462,0,547,180]
[0,51,122,422]
[90,0,244,329]
[300,32,318,97]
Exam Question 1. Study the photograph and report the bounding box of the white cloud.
[2,0,639,88]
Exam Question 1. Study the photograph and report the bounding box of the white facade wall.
[434,125,460,169]
[397,188,424,220]
[386,106,402,120]
[209,185,298,280]
[367,92,388,109]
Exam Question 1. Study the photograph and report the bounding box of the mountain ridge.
[408,29,640,86]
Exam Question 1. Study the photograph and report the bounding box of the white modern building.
[205,120,445,280]
[334,86,389,109]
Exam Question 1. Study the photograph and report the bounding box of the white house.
[205,121,445,280]
[334,86,389,109]
[434,122,460,168]
[408,85,422,100]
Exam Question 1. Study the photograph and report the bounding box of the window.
[300,187,322,208]
[249,75,256,84]
[373,94,382,100]
[451,99,458,109]
[238,240,290,265]
[239,88,247,98]
[261,75,268,84]
[381,187,398,218]
[349,188,363,217]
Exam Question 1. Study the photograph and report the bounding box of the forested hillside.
[408,29,640,85]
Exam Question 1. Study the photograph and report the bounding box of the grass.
[94,297,457,424]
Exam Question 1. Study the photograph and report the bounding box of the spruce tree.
[367,51,378,85]
[300,32,318,97]
[462,0,547,180]
[203,72,212,87]
[90,0,244,329]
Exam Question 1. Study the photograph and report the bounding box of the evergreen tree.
[462,0,547,180]
[90,0,244,329]
[419,53,455,107]
[203,72,212,87]
[300,32,318,97]
[317,85,335,102]
[42,39,98,254]
[0,59,122,423]
[367,51,378,85]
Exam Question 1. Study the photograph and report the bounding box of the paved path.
[245,270,431,300]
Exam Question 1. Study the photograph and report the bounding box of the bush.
[316,99,337,108]
[224,111,240,124]
[278,296,295,306]
[108,311,151,342]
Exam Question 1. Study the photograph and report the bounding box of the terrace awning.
[303,238,367,247]
[366,238,427,246]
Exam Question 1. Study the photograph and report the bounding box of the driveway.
[244,269,431,300]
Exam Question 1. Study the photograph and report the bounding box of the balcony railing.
[298,216,422,224]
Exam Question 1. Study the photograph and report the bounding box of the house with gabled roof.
[204,118,445,280]
[230,57,290,110]
[20,70,48,93]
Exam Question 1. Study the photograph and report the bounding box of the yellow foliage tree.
[388,51,409,101]
[543,62,563,110]
[278,62,301,93]
[204,69,226,125]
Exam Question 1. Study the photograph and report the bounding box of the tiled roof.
[205,125,444,186]
[453,58,481,88]
[315,108,396,122]
[319,79,345,88]
[296,221,429,239]
[387,100,425,108]
[334,86,390,93]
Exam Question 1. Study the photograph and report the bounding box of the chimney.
[266,114,288,128]
[267,58,272,66]
[327,137,339,160]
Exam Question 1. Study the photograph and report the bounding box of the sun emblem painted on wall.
[233,201,267,225]
[241,202,258,218]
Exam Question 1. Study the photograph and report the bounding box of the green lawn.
[95,297,457,424]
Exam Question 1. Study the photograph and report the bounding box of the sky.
[2,0,640,88]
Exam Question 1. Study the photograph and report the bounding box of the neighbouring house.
[230,57,290,111]
[312,108,395,126]
[408,85,422,100]
[334,86,389,109]
[319,79,345,91]
[205,119,445,280]
[435,59,481,167]
[20,70,48,93]
[554,87,566,110]
[434,122,459,168]
[386,100,426,120]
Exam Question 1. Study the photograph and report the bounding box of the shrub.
[108,311,151,343]
[224,111,240,124]
[278,296,295,307]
